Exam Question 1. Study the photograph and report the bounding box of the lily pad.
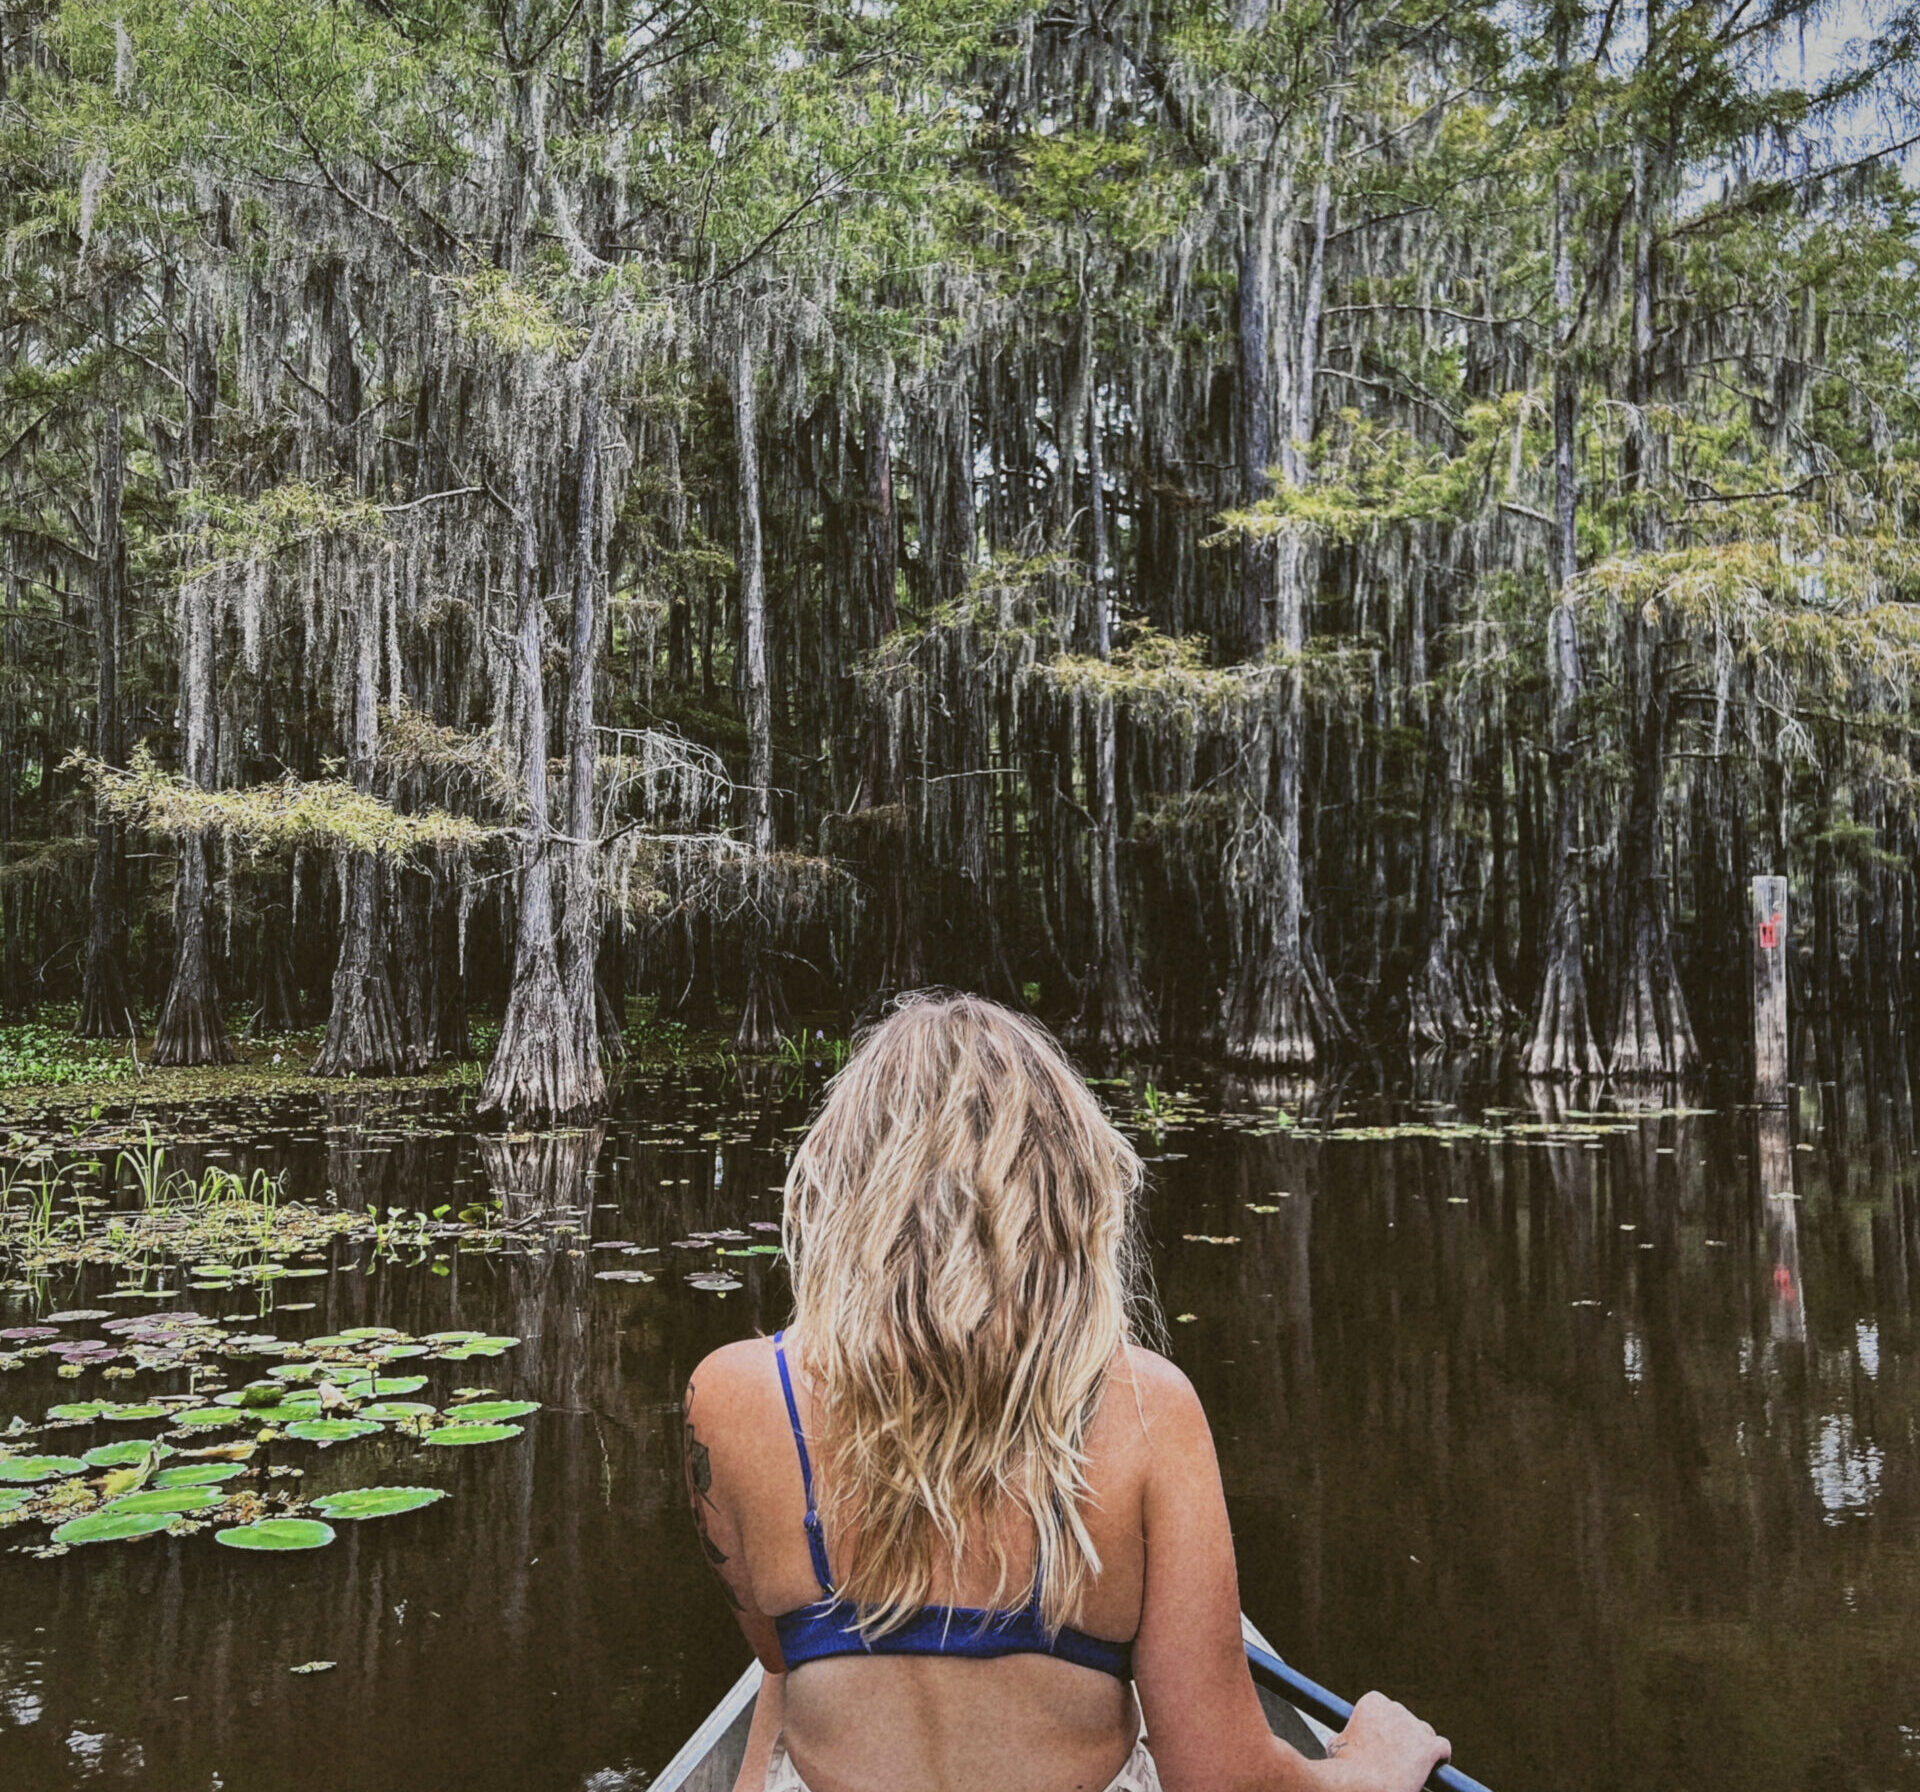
[371,1343,430,1360]
[153,1464,247,1488]
[266,1363,322,1382]
[435,1336,518,1358]
[170,1408,244,1429]
[423,1330,481,1343]
[53,1508,174,1545]
[285,1418,383,1444]
[103,1486,225,1515]
[360,1402,436,1421]
[46,1401,115,1422]
[0,1488,34,1514]
[371,1376,427,1396]
[0,1455,86,1483]
[424,1422,522,1447]
[103,1405,171,1422]
[309,1486,447,1520]
[444,1400,539,1423]
[84,1441,171,1470]
[215,1517,335,1551]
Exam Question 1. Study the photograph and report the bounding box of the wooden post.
[1751,874,1788,1105]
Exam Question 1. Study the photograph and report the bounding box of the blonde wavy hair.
[782,992,1149,1638]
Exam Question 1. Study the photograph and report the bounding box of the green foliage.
[72,748,491,859]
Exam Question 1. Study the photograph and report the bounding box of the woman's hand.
[1319,1690,1449,1792]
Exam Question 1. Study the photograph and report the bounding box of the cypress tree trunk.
[251,872,302,1033]
[1608,620,1697,1075]
[1607,137,1694,1078]
[314,583,408,1076]
[733,335,784,1052]
[1224,127,1343,1068]
[154,312,232,1066]
[1409,702,1489,1048]
[78,403,132,1038]
[558,379,608,1099]
[1075,343,1155,1053]
[1522,101,1604,1081]
[480,478,600,1123]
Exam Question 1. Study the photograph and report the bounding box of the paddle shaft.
[1243,1640,1492,1792]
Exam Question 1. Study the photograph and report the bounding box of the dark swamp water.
[1,1066,1917,1792]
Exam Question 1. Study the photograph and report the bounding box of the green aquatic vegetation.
[153,1464,247,1488]
[285,1418,383,1444]
[360,1401,436,1421]
[433,1336,519,1359]
[83,1440,172,1469]
[170,1408,245,1430]
[0,1488,34,1514]
[215,1518,335,1551]
[443,1400,538,1423]
[0,1454,86,1483]
[101,1486,226,1515]
[53,1508,174,1545]
[425,1422,522,1447]
[309,1486,446,1520]
[0,1021,135,1093]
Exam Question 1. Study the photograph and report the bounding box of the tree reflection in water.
[0,1072,1915,1792]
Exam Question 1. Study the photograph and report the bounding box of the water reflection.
[0,1072,1915,1792]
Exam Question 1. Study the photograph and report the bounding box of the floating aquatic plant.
[0,1454,86,1483]
[215,1518,335,1551]
[443,1400,537,1423]
[53,1508,175,1545]
[309,1486,446,1520]
[424,1422,521,1447]
[285,1418,382,1444]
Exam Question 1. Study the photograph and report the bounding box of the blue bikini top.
[769,1332,1134,1682]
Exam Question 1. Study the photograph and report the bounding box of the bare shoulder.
[683,1336,780,1461]
[687,1334,777,1398]
[1104,1343,1210,1455]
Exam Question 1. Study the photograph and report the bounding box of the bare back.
[683,1336,1446,1792]
[687,1334,1152,1792]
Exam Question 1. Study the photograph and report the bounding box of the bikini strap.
[773,1331,834,1594]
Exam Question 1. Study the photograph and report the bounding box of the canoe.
[651,1612,1331,1792]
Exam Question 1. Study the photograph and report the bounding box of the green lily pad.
[0,1488,36,1514]
[340,1327,404,1340]
[153,1464,247,1488]
[444,1400,539,1423]
[423,1330,481,1343]
[103,1486,225,1515]
[215,1517,335,1551]
[53,1508,174,1545]
[0,1455,86,1484]
[170,1408,243,1429]
[84,1440,172,1469]
[424,1422,522,1447]
[302,1335,362,1350]
[266,1364,321,1382]
[309,1486,448,1521]
[371,1376,427,1396]
[46,1401,114,1422]
[102,1405,170,1422]
[371,1343,429,1360]
[360,1402,436,1421]
[285,1419,383,1444]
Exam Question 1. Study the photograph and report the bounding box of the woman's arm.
[730,1672,785,1792]
[1128,1351,1449,1792]
[683,1361,785,1672]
